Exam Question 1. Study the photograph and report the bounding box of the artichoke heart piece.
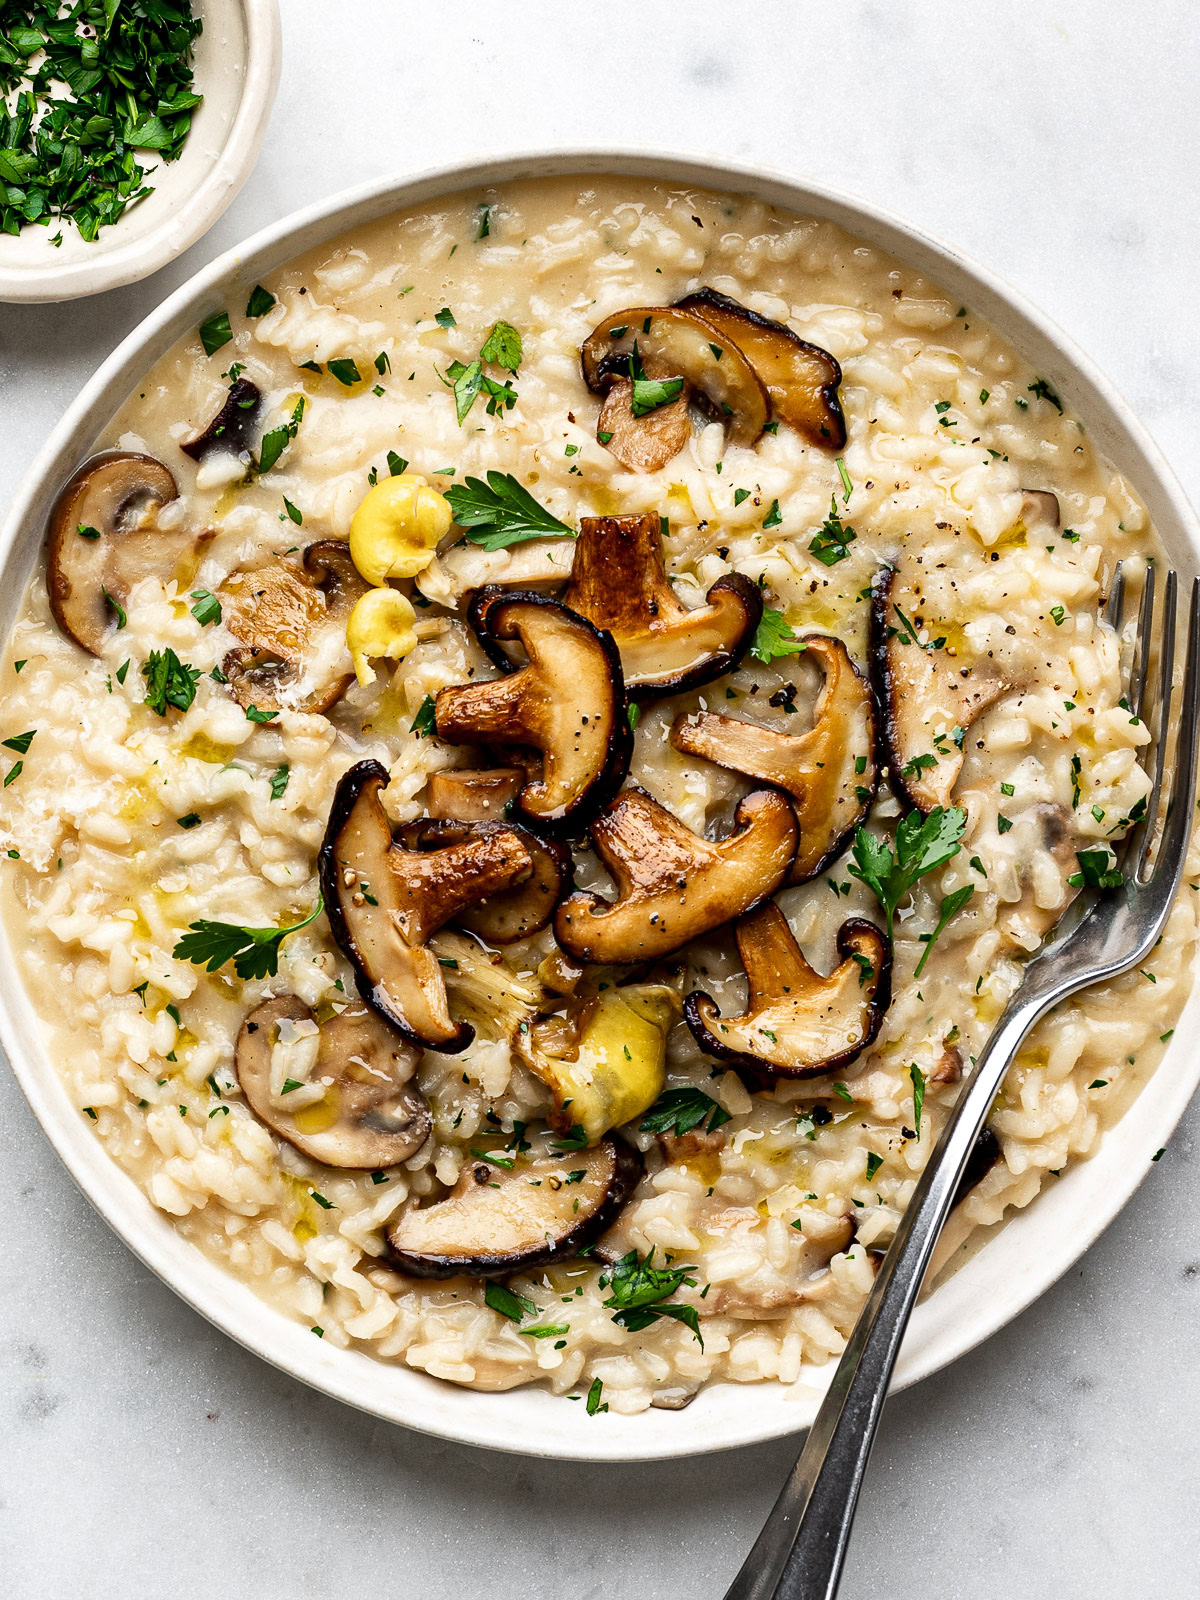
[518,984,681,1145]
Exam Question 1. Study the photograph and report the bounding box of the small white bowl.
[3,149,1199,1461]
[0,0,280,304]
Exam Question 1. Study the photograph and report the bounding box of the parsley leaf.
[246,285,275,318]
[446,472,573,551]
[410,695,437,738]
[189,589,221,627]
[1028,378,1063,413]
[808,495,857,567]
[173,897,324,981]
[269,765,290,800]
[141,650,200,716]
[328,358,361,387]
[199,311,232,357]
[480,320,522,372]
[257,396,306,474]
[909,1064,926,1138]
[602,1249,703,1346]
[913,884,974,977]
[1,730,35,755]
[484,1282,537,1323]
[639,1086,731,1138]
[750,606,807,664]
[1069,848,1124,890]
[848,807,967,937]
[626,340,684,417]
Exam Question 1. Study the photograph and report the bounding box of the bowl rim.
[3,144,1199,1462]
[0,0,282,304]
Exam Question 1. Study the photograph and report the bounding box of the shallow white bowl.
[3,149,1198,1461]
[0,0,280,304]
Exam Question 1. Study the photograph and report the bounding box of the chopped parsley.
[245,285,275,318]
[750,606,806,664]
[586,1378,607,1415]
[479,320,522,372]
[848,806,967,938]
[269,764,290,801]
[176,812,201,830]
[639,1086,731,1138]
[913,884,974,978]
[141,649,200,716]
[409,695,437,738]
[173,896,324,981]
[1069,848,1124,890]
[328,358,361,387]
[189,589,221,627]
[602,1249,702,1347]
[865,1152,883,1182]
[808,495,857,566]
[484,1282,537,1323]
[909,1064,926,1138]
[1028,378,1063,413]
[445,471,573,551]
[199,310,232,357]
[434,306,456,329]
[257,395,306,474]
[1,729,35,755]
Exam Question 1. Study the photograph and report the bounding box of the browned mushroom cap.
[595,376,693,473]
[581,305,770,457]
[319,760,534,1051]
[670,634,876,882]
[554,785,797,964]
[396,818,571,944]
[386,1137,643,1279]
[871,564,1011,813]
[181,378,262,461]
[47,452,188,654]
[219,540,369,715]
[235,994,430,1168]
[675,288,846,451]
[436,590,632,835]
[426,767,525,821]
[561,513,762,698]
[684,903,891,1078]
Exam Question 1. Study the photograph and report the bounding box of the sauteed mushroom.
[415,536,577,608]
[436,590,631,835]
[871,564,1010,813]
[181,377,263,462]
[554,785,797,964]
[595,376,693,473]
[426,767,525,822]
[386,1137,643,1278]
[235,995,430,1167]
[675,288,846,450]
[685,904,891,1077]
[582,304,769,467]
[319,761,535,1051]
[671,634,876,881]
[47,451,189,654]
[396,818,570,944]
[562,513,762,698]
[219,540,369,715]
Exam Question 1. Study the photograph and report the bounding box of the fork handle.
[722,993,1049,1600]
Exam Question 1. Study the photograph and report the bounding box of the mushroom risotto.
[3,177,1196,1415]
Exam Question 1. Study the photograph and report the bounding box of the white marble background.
[3,2,1200,1595]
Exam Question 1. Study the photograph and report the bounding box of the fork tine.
[1104,561,1126,629]
[1148,575,1200,891]
[1130,563,1156,719]
[1135,570,1177,878]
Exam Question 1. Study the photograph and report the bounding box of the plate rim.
[2,144,1198,1461]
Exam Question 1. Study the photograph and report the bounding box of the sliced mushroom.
[671,634,876,881]
[561,513,762,697]
[396,818,570,944]
[219,540,369,715]
[436,590,631,835]
[595,376,693,473]
[699,1211,856,1318]
[516,983,681,1144]
[554,785,797,964]
[1019,489,1060,531]
[685,903,891,1078]
[415,535,577,608]
[319,760,534,1051]
[181,378,262,461]
[581,305,770,464]
[47,452,190,654]
[675,288,846,450]
[426,767,525,822]
[235,995,430,1167]
[386,1137,643,1279]
[871,564,1011,813]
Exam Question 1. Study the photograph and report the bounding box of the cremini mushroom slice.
[871,563,1011,813]
[396,818,571,944]
[436,590,631,835]
[581,304,769,461]
[517,982,682,1145]
[386,1136,643,1279]
[181,377,262,461]
[414,535,577,608]
[426,766,525,821]
[235,995,430,1168]
[684,903,891,1078]
[670,634,876,882]
[47,451,190,654]
[675,288,846,450]
[319,760,535,1052]
[219,539,369,714]
[1018,489,1060,531]
[562,512,762,698]
[554,785,797,964]
[594,375,693,473]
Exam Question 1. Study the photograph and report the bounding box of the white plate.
[0,0,280,304]
[2,149,1198,1461]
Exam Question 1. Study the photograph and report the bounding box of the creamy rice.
[2,176,1195,1415]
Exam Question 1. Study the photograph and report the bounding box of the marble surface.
[3,3,1200,1595]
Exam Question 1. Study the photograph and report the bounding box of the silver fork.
[723,567,1200,1600]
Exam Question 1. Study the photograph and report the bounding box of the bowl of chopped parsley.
[0,0,280,302]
